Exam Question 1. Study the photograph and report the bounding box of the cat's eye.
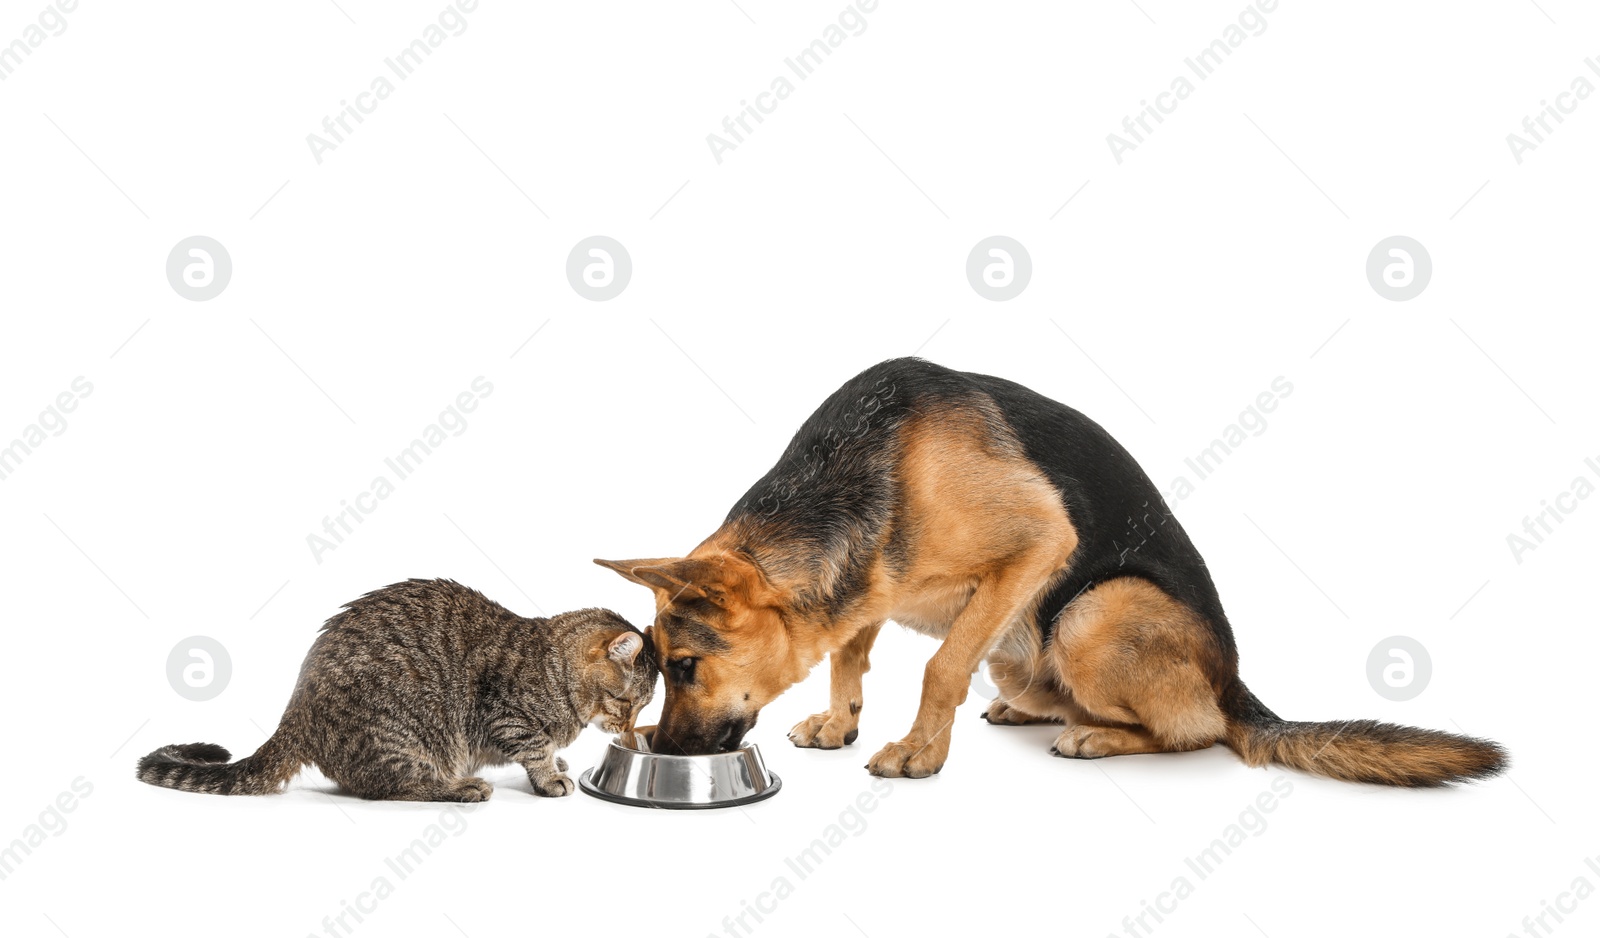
[669,657,698,683]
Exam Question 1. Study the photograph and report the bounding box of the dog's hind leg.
[1050,723,1212,758]
[1046,576,1228,760]
[790,621,882,749]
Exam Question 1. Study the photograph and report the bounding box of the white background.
[2,1,1596,936]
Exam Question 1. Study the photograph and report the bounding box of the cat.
[137,578,656,802]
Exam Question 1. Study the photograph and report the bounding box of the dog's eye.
[669,657,698,683]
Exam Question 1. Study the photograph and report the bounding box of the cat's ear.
[607,631,644,666]
[594,557,717,604]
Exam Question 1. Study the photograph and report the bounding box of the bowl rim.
[577,767,783,810]
[606,729,761,763]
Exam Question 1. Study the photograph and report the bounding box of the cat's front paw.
[556,756,568,773]
[533,773,575,797]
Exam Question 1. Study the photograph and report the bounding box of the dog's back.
[724,357,1228,648]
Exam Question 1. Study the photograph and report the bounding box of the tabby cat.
[137,579,656,802]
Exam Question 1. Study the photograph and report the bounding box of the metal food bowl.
[579,726,781,810]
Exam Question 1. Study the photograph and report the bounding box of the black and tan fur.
[137,579,656,801]
[599,358,1506,786]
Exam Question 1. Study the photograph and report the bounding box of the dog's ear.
[633,559,726,605]
[595,557,685,588]
[594,557,719,604]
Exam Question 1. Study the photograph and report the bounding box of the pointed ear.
[607,631,644,666]
[631,559,728,605]
[594,557,717,604]
[595,557,688,589]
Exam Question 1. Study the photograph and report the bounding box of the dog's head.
[595,553,806,754]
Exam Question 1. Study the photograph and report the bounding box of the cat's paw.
[447,777,495,803]
[533,773,575,798]
[556,756,568,773]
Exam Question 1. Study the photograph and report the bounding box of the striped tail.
[136,731,302,796]
[1221,681,1507,787]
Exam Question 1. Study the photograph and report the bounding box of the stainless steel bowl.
[579,726,781,809]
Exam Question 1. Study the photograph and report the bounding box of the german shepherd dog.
[598,358,1506,785]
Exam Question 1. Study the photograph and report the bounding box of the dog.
[598,358,1506,784]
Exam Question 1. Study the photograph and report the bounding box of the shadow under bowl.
[578,726,781,810]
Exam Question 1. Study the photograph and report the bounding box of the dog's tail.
[136,727,303,796]
[1219,680,1507,787]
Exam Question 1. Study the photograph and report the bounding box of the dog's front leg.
[867,568,1049,778]
[790,621,882,749]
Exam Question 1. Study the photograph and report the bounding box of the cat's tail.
[136,728,303,796]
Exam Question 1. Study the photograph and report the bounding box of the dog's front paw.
[865,738,945,778]
[789,712,859,750]
[532,773,575,797]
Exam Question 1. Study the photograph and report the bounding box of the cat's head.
[571,612,658,735]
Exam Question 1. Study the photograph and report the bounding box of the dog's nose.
[716,719,749,753]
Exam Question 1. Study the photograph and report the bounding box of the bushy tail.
[1220,681,1507,787]
[136,731,302,796]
